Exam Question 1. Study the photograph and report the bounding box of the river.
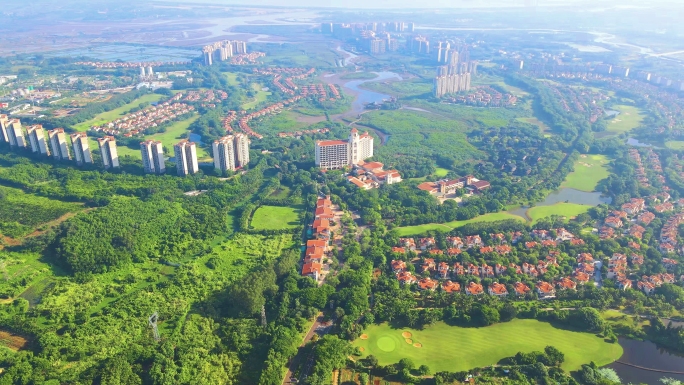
[507,188,611,220]
[341,71,402,114]
[607,338,684,385]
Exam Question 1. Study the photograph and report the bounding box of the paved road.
[281,313,327,385]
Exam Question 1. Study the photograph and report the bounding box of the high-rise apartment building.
[202,40,247,65]
[70,132,93,165]
[174,140,199,176]
[234,133,250,168]
[433,45,476,97]
[140,140,166,174]
[6,119,26,148]
[315,128,374,170]
[97,136,120,169]
[26,125,49,155]
[48,128,71,160]
[369,38,386,54]
[0,115,9,143]
[212,135,236,173]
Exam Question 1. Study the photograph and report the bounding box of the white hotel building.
[315,128,374,170]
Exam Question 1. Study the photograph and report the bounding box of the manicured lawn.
[528,203,593,224]
[606,105,645,133]
[665,141,684,150]
[73,94,165,131]
[395,212,525,237]
[251,205,303,230]
[242,83,272,110]
[434,167,450,177]
[353,320,623,373]
[91,115,210,161]
[561,154,610,192]
[223,72,239,86]
[516,117,551,133]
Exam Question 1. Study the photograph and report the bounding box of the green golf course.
[353,320,622,373]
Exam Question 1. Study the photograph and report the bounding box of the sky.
[160,0,683,9]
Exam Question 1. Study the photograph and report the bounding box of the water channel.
[341,71,402,114]
[607,338,684,385]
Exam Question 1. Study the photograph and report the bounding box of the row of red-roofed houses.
[76,61,190,68]
[278,128,330,138]
[90,100,194,137]
[659,212,684,254]
[393,229,577,255]
[229,52,266,65]
[301,196,335,282]
[392,261,563,299]
[222,111,237,132]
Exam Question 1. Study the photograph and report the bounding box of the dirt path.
[281,312,326,385]
[1,209,92,249]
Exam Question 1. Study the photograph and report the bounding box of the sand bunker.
[413,343,422,348]
[405,339,413,344]
[360,334,369,340]
[401,331,412,338]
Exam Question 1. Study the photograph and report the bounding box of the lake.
[508,188,611,220]
[607,338,684,385]
[342,71,402,114]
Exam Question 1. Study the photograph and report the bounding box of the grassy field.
[395,212,524,237]
[73,94,165,131]
[0,186,83,238]
[223,72,239,86]
[665,141,684,150]
[242,83,272,110]
[606,105,645,134]
[516,117,551,133]
[362,79,433,99]
[434,167,450,177]
[340,72,378,80]
[92,115,210,161]
[561,154,610,192]
[353,320,622,373]
[528,203,593,224]
[250,205,303,231]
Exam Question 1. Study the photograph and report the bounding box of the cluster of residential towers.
[0,115,250,176]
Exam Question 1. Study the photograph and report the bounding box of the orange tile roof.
[466,282,484,295]
[536,281,555,294]
[307,240,327,248]
[442,280,461,293]
[418,277,439,290]
[488,282,508,295]
[514,282,531,295]
[302,262,322,275]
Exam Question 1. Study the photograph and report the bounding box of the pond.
[627,137,663,149]
[607,338,684,385]
[342,71,402,114]
[507,188,611,220]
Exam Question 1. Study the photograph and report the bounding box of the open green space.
[242,83,272,110]
[250,205,303,231]
[561,154,611,192]
[0,186,83,238]
[528,203,593,224]
[250,111,309,136]
[665,140,684,150]
[91,115,210,161]
[516,117,551,133]
[73,94,165,131]
[361,79,433,99]
[606,105,645,134]
[395,212,524,237]
[360,110,482,163]
[354,320,622,373]
[434,167,450,177]
[223,72,239,86]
